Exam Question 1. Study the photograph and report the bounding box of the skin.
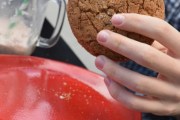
[95,13,180,116]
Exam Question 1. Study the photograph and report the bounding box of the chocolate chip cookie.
[67,0,165,61]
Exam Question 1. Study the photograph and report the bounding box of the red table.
[0,55,141,120]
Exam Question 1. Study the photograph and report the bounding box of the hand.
[95,13,180,116]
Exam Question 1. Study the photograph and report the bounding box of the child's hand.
[95,13,180,116]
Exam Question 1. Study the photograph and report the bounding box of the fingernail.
[97,30,109,42]
[111,14,125,26]
[95,56,105,70]
[104,77,111,87]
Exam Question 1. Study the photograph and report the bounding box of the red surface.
[0,55,141,120]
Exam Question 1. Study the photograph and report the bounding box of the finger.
[152,41,168,54]
[97,30,180,78]
[104,78,172,115]
[95,56,180,101]
[111,13,180,56]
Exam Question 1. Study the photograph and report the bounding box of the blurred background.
[32,0,102,75]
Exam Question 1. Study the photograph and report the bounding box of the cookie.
[67,0,165,61]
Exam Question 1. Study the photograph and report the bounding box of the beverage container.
[0,0,66,55]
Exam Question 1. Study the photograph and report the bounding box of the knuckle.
[163,106,176,116]
[113,38,122,51]
[173,92,180,101]
[154,106,175,116]
[132,81,144,93]
[118,95,138,110]
[155,21,171,36]
[106,65,118,78]
[125,101,137,109]
[132,79,153,95]
[125,100,138,110]
[140,45,157,66]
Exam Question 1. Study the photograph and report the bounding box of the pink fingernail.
[97,30,109,42]
[111,14,125,26]
[104,77,111,87]
[95,56,105,70]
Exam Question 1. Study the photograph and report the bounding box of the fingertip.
[97,30,109,43]
[95,55,106,70]
[111,14,125,26]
